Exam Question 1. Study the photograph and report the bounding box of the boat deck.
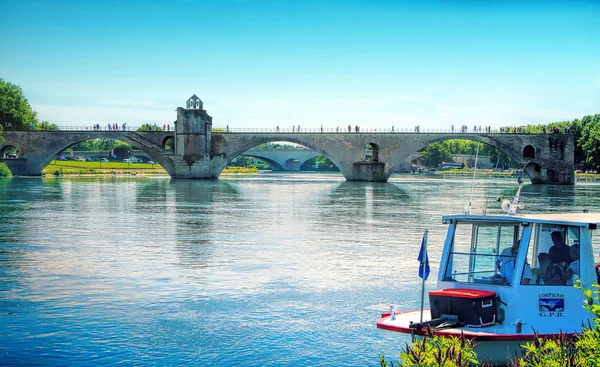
[377,310,578,341]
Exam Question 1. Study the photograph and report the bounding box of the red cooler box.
[429,288,497,326]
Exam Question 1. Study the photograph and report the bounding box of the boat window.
[523,224,580,286]
[444,221,521,285]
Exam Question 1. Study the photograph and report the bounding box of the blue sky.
[1,0,598,130]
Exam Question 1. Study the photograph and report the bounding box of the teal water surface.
[1,174,600,366]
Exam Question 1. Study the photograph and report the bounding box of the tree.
[578,114,600,170]
[39,121,59,131]
[301,155,339,171]
[420,142,453,168]
[0,78,39,130]
[112,141,132,160]
[137,124,163,132]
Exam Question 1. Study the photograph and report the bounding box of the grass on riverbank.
[42,160,259,175]
[44,161,166,175]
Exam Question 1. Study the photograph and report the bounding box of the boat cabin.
[437,213,600,332]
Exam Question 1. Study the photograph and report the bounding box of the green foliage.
[398,334,482,367]
[0,123,4,143]
[379,354,392,367]
[578,114,600,170]
[230,156,270,170]
[0,78,39,130]
[112,141,132,159]
[302,155,339,171]
[419,140,517,169]
[420,142,453,168]
[499,114,600,171]
[0,162,11,177]
[514,329,600,367]
[39,121,59,131]
[574,327,600,366]
[137,124,163,132]
[256,143,309,150]
[222,166,259,174]
[516,332,576,367]
[575,281,600,321]
[164,137,174,150]
[70,139,135,157]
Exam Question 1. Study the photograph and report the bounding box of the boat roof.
[442,212,600,227]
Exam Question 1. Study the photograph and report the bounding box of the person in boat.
[496,241,520,271]
[540,231,571,285]
[537,252,548,270]
[499,245,534,285]
[548,231,571,263]
[535,252,549,283]
[562,243,580,285]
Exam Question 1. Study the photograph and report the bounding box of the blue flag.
[418,235,430,280]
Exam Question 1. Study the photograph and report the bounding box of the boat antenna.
[500,177,525,215]
[483,156,501,215]
[465,142,480,215]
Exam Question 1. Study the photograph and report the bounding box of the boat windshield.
[443,221,525,285]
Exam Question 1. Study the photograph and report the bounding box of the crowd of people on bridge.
[97,123,127,131]
[3,120,573,135]
[88,123,172,131]
[452,125,493,133]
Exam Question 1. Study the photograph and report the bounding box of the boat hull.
[377,309,576,365]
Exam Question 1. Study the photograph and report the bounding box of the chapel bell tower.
[175,94,213,166]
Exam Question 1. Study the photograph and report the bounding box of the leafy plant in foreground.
[380,331,491,367]
[0,162,11,177]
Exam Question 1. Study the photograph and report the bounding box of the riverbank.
[41,161,259,176]
[421,168,600,180]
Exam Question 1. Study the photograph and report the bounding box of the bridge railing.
[55,126,173,132]
[21,126,538,134]
[220,127,504,133]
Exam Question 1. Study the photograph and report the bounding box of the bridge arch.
[236,153,285,170]
[523,145,535,159]
[1,144,21,158]
[211,134,343,177]
[365,143,379,162]
[411,135,522,163]
[162,136,175,150]
[385,134,524,179]
[524,162,542,183]
[0,131,176,176]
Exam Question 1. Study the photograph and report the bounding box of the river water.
[1,173,599,366]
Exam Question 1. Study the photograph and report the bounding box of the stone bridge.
[0,96,575,184]
[212,132,574,183]
[1,130,574,184]
[1,130,176,176]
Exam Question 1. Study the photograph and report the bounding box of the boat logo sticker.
[539,293,565,317]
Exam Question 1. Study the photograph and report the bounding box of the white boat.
[377,185,600,365]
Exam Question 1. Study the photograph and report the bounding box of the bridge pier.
[351,162,387,182]
[170,95,216,179]
[0,158,36,176]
